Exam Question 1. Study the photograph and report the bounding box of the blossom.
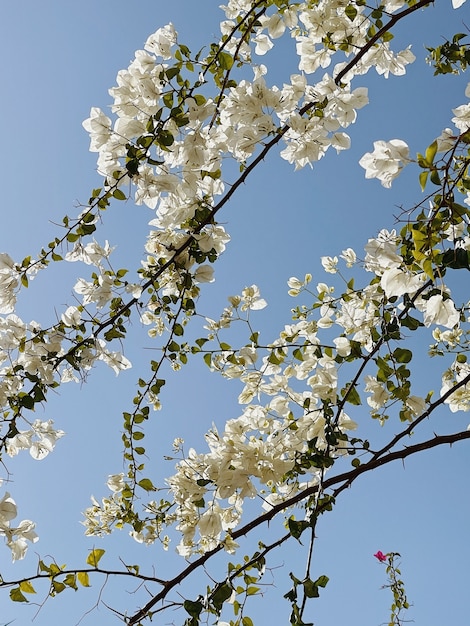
[321,256,338,274]
[144,24,177,60]
[359,139,410,188]
[418,294,460,329]
[452,103,470,132]
[374,550,387,562]
[82,107,113,152]
[380,267,423,298]
[107,473,125,493]
[240,285,267,311]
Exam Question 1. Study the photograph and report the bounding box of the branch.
[128,428,470,624]
[334,0,434,85]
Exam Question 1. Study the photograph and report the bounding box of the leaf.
[138,478,156,492]
[183,599,203,618]
[419,170,428,192]
[288,517,309,540]
[218,51,233,70]
[303,578,319,598]
[112,189,127,200]
[425,140,438,165]
[78,571,90,587]
[343,385,362,405]
[345,4,357,20]
[10,587,28,602]
[211,582,232,611]
[86,548,105,567]
[393,348,412,364]
[19,580,36,594]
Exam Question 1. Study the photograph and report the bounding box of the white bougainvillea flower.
[418,294,460,328]
[321,256,338,274]
[452,103,470,132]
[380,267,423,298]
[144,24,177,59]
[107,473,125,493]
[359,139,410,187]
[240,285,267,311]
[82,107,112,152]
[0,492,17,523]
[194,265,215,283]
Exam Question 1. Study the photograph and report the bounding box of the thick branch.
[128,428,470,624]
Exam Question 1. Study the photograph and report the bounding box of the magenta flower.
[374,550,387,562]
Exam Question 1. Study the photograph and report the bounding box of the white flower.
[144,24,177,60]
[240,285,267,311]
[61,305,82,327]
[380,267,423,298]
[82,107,112,152]
[321,256,338,274]
[359,139,410,188]
[194,265,215,283]
[0,492,17,523]
[419,294,460,328]
[340,248,356,267]
[107,473,125,493]
[254,34,273,55]
[334,337,351,357]
[452,103,470,132]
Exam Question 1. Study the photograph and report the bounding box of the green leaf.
[342,385,361,405]
[78,571,90,587]
[246,586,260,596]
[218,51,233,70]
[303,578,319,598]
[86,548,105,567]
[315,574,329,588]
[288,517,309,540]
[10,587,28,602]
[393,348,412,363]
[183,599,203,618]
[19,580,36,594]
[419,170,428,192]
[344,4,357,20]
[211,582,233,611]
[242,617,254,626]
[425,140,438,165]
[112,189,127,200]
[138,478,156,492]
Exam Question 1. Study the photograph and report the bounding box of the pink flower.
[374,550,387,562]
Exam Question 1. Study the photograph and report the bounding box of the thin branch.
[335,0,434,85]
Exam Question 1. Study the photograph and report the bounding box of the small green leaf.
[78,571,90,587]
[183,599,203,618]
[211,582,232,611]
[86,548,105,567]
[419,170,428,192]
[19,580,36,594]
[218,51,233,70]
[425,140,438,165]
[345,4,357,20]
[10,587,28,602]
[138,478,156,492]
[393,348,412,364]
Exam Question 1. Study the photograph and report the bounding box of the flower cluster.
[0,491,38,561]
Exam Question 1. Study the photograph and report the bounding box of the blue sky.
[1,1,469,625]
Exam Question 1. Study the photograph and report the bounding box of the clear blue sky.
[1,1,469,625]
